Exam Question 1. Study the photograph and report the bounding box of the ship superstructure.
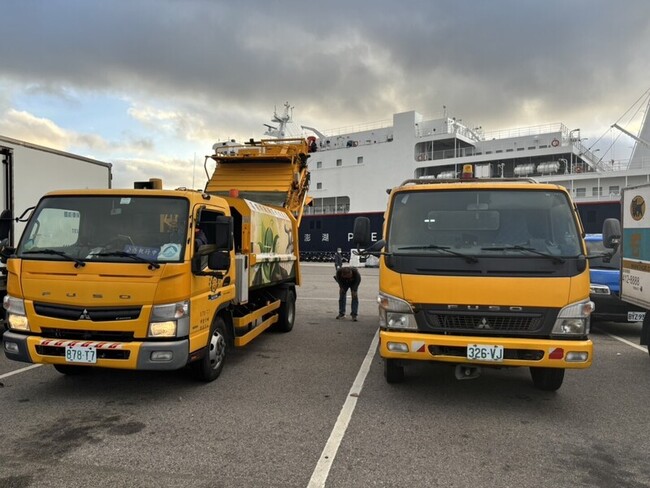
[214,96,650,260]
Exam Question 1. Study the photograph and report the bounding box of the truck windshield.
[17,195,189,264]
[387,188,581,257]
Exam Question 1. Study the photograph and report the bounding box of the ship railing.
[482,122,567,140]
[313,133,393,152]
[417,144,545,162]
[320,119,393,138]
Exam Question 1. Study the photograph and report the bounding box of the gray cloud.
[1,0,649,140]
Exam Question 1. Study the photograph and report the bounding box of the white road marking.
[307,329,379,488]
[596,329,649,353]
[0,363,42,379]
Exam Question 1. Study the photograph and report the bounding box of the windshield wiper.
[395,245,479,263]
[23,249,86,267]
[94,251,161,269]
[480,245,565,264]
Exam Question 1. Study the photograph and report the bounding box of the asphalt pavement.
[1,264,649,488]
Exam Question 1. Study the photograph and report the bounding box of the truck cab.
[1,139,311,381]
[355,174,594,391]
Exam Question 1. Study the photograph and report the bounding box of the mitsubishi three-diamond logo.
[477,317,491,329]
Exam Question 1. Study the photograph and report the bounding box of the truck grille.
[424,311,543,332]
[34,303,142,322]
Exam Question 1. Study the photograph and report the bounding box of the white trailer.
[0,135,112,245]
[615,183,650,356]
[0,136,112,322]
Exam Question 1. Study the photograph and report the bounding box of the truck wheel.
[530,367,564,391]
[53,364,90,375]
[275,289,296,333]
[384,359,404,383]
[191,317,228,382]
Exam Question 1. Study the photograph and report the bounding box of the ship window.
[528,146,536,150]
[316,182,322,190]
[336,159,342,167]
[608,186,620,195]
[316,161,322,169]
[592,187,602,197]
[517,147,524,151]
[357,156,363,164]
[575,188,586,197]
[308,197,350,215]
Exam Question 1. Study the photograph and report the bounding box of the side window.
[195,209,225,250]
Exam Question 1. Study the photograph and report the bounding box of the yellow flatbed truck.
[1,138,310,381]
[354,168,594,391]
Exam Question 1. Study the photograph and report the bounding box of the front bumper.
[380,330,592,369]
[2,331,189,371]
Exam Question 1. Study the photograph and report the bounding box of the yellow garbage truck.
[1,138,310,381]
[354,167,594,391]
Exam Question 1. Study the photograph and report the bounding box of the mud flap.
[640,311,650,346]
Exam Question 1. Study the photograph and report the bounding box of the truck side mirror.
[602,218,621,249]
[208,251,230,272]
[353,217,371,249]
[0,209,12,241]
[0,237,14,264]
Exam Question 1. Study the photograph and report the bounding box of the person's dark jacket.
[335,267,361,290]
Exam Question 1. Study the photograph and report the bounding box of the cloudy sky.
[1,0,649,189]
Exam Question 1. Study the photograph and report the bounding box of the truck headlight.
[148,301,189,338]
[3,295,30,331]
[552,299,594,336]
[378,292,417,330]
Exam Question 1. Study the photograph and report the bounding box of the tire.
[191,317,228,382]
[275,289,296,333]
[53,364,90,375]
[530,367,565,391]
[384,359,404,384]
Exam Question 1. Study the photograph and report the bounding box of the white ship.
[243,94,650,259]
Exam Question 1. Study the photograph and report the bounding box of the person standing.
[335,266,361,321]
[333,248,344,270]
